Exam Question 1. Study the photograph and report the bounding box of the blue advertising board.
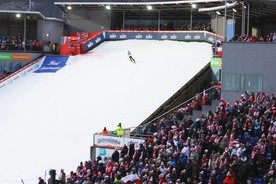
[104,31,220,43]
[35,56,69,73]
[82,31,223,54]
[82,33,105,53]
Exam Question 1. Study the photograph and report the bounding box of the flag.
[121,173,141,184]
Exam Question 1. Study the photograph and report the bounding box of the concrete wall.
[37,19,64,44]
[211,16,225,36]
[221,42,276,103]
[65,10,111,32]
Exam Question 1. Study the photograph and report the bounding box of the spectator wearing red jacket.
[223,171,236,184]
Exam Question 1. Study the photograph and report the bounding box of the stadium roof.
[0,0,275,24]
[0,10,63,22]
[54,0,276,23]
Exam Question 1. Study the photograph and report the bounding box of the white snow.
[0,40,212,184]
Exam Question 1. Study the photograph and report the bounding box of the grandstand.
[0,0,276,184]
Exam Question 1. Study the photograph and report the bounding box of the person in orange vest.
[101,127,109,136]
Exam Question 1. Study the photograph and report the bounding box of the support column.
[122,10,125,29]
[23,14,26,51]
[224,0,227,40]
[241,1,245,35]
[190,9,193,30]
[215,13,218,44]
[28,0,32,10]
[247,3,250,36]
[157,10,160,30]
[232,10,235,37]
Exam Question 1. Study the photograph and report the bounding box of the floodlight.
[147,5,153,10]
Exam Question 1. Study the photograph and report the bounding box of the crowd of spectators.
[112,23,213,32]
[0,34,43,51]
[230,33,276,43]
[48,86,276,184]
[111,25,276,44]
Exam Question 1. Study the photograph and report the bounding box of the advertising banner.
[210,58,222,68]
[0,53,12,61]
[12,54,31,61]
[95,147,118,160]
[205,32,223,43]
[210,57,222,82]
[0,53,31,61]
[105,31,219,43]
[80,31,224,54]
[35,56,68,73]
[82,33,105,53]
[94,135,144,150]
